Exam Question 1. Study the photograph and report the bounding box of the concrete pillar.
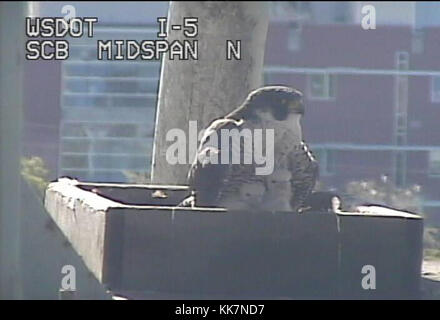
[0,2,26,299]
[151,1,270,184]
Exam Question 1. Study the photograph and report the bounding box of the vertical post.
[0,2,26,299]
[151,1,270,184]
[393,51,409,187]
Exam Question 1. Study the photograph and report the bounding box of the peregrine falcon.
[186,86,318,212]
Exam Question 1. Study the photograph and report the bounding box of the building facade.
[264,21,440,224]
[23,2,168,182]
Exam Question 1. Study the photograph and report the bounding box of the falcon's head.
[228,86,304,122]
[227,86,305,143]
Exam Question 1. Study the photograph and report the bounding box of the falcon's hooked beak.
[271,98,305,121]
[290,98,305,115]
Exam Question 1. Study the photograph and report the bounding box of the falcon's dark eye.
[271,104,288,121]
[245,193,251,197]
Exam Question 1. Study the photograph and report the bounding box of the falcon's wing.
[289,141,319,212]
[187,118,241,207]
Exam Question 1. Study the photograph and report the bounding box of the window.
[314,149,336,176]
[333,2,350,23]
[431,76,440,103]
[263,71,273,85]
[287,23,302,51]
[270,2,311,22]
[411,29,424,54]
[308,73,336,100]
[395,51,409,70]
[429,151,440,176]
